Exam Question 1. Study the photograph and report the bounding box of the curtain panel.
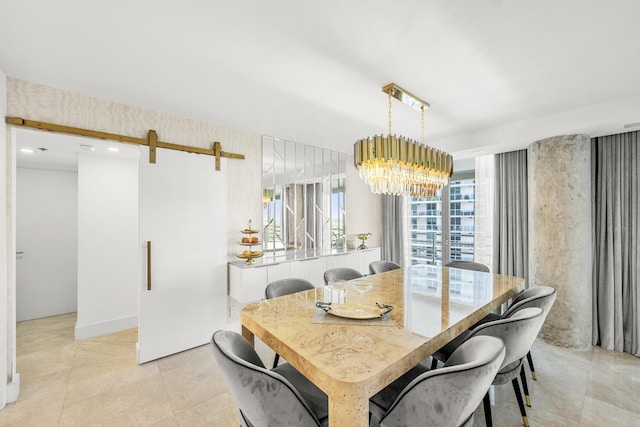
[493,150,529,284]
[591,132,639,355]
[475,155,495,270]
[381,195,406,267]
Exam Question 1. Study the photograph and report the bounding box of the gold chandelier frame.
[354,83,453,198]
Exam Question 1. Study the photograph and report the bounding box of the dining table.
[240,265,525,427]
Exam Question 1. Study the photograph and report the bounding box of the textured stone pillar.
[528,134,592,349]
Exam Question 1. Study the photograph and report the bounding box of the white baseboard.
[6,372,20,404]
[75,315,137,340]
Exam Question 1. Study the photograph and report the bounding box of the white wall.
[76,152,139,339]
[346,156,382,248]
[16,168,77,321]
[0,69,9,408]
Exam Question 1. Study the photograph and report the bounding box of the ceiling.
[2,0,640,163]
[15,128,139,171]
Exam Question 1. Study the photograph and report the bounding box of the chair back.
[323,267,362,285]
[470,307,544,370]
[369,260,401,275]
[445,260,490,273]
[379,336,506,427]
[503,285,557,318]
[265,278,315,299]
[211,330,322,427]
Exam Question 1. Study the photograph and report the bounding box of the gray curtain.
[592,131,639,355]
[493,150,528,283]
[381,195,405,266]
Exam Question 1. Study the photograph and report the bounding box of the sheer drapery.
[592,132,639,355]
[381,195,407,267]
[493,150,528,284]
[475,155,495,270]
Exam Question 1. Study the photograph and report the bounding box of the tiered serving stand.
[236,220,263,265]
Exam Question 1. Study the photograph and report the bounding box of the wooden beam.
[6,116,143,145]
[5,116,245,168]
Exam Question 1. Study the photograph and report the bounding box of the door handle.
[16,251,24,255]
[147,241,152,291]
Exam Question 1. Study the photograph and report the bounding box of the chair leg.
[526,351,537,380]
[272,353,280,369]
[520,365,531,407]
[431,357,438,370]
[511,378,529,427]
[239,410,252,427]
[483,392,492,427]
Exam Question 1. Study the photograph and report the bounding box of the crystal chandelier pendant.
[354,84,453,198]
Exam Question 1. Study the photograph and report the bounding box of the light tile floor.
[1,313,639,426]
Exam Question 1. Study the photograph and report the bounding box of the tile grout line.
[156,361,180,425]
[577,345,596,426]
[56,321,78,427]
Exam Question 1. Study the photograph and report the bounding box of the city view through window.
[408,177,478,300]
[410,177,476,266]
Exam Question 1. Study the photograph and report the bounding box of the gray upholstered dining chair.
[211,330,328,427]
[265,277,315,300]
[431,286,557,392]
[433,284,557,410]
[323,267,363,286]
[265,278,315,368]
[368,260,401,275]
[445,260,490,273]
[369,335,506,427]
[475,285,557,384]
[433,307,546,427]
[432,286,555,360]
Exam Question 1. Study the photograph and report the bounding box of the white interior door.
[137,147,227,363]
[16,168,78,321]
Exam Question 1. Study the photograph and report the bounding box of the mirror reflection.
[262,136,346,255]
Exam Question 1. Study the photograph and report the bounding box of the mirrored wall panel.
[262,136,346,255]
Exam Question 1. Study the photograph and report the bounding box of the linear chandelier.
[354,83,453,198]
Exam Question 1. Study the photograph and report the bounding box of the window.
[409,176,476,266]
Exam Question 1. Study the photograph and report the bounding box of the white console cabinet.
[229,248,380,303]
[288,257,326,288]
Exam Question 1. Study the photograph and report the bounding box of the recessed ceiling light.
[623,122,640,129]
[473,150,487,155]
[108,147,119,152]
[20,148,34,154]
[80,144,96,151]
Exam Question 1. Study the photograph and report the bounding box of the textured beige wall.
[528,134,592,349]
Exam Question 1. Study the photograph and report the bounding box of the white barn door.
[137,147,227,363]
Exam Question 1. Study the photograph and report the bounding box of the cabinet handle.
[147,241,152,291]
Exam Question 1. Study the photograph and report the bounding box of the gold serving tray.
[241,229,260,234]
[315,302,393,320]
[237,251,263,259]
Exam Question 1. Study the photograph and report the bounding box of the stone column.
[528,134,592,349]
